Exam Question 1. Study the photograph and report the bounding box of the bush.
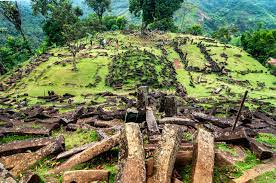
[187,24,203,35]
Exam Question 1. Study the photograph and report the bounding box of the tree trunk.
[72,53,77,71]
[48,132,121,174]
[192,128,215,183]
[153,124,183,183]
[19,28,32,54]
[116,123,146,183]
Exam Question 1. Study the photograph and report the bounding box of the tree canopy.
[129,0,184,32]
[85,0,111,24]
[241,29,276,65]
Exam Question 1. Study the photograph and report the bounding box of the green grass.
[180,164,192,183]
[73,148,119,183]
[31,156,64,183]
[0,134,40,144]
[233,150,261,178]
[52,128,98,150]
[1,31,275,109]
[216,143,238,156]
[256,133,276,150]
[251,168,276,183]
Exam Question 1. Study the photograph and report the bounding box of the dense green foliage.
[40,0,83,46]
[187,24,203,35]
[0,37,31,73]
[129,0,183,31]
[212,27,237,43]
[0,1,32,53]
[241,29,276,65]
[85,0,111,24]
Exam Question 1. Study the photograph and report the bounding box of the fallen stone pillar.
[62,170,109,183]
[116,123,146,183]
[191,128,215,183]
[153,124,182,183]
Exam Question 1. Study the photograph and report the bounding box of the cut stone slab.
[0,152,32,169]
[230,157,276,183]
[192,112,233,128]
[0,136,65,156]
[0,126,51,136]
[19,171,42,183]
[153,124,183,183]
[215,145,246,167]
[94,119,123,128]
[248,138,273,160]
[158,117,195,127]
[62,170,109,183]
[215,128,248,144]
[146,107,160,135]
[192,128,215,183]
[164,96,177,117]
[0,163,17,183]
[48,132,120,174]
[11,136,65,176]
[116,123,146,183]
[56,142,96,160]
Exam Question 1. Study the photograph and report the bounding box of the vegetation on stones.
[256,133,276,150]
[52,128,98,150]
[0,134,40,144]
[216,143,237,156]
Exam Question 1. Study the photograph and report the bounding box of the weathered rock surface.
[192,128,215,183]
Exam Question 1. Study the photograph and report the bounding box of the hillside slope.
[0,31,275,113]
[1,0,275,44]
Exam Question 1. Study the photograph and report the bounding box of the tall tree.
[31,0,83,45]
[85,0,111,24]
[63,22,86,71]
[0,1,32,53]
[129,0,184,33]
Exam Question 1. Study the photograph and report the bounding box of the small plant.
[183,132,193,142]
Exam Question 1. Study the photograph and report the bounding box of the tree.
[129,0,184,33]
[31,0,55,16]
[211,27,237,43]
[0,36,31,74]
[187,24,203,35]
[63,22,85,71]
[34,0,83,45]
[0,1,32,53]
[85,0,111,24]
[241,29,276,65]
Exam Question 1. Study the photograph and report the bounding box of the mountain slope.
[0,31,275,112]
[1,0,275,43]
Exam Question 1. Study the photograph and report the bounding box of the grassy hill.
[0,31,275,113]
